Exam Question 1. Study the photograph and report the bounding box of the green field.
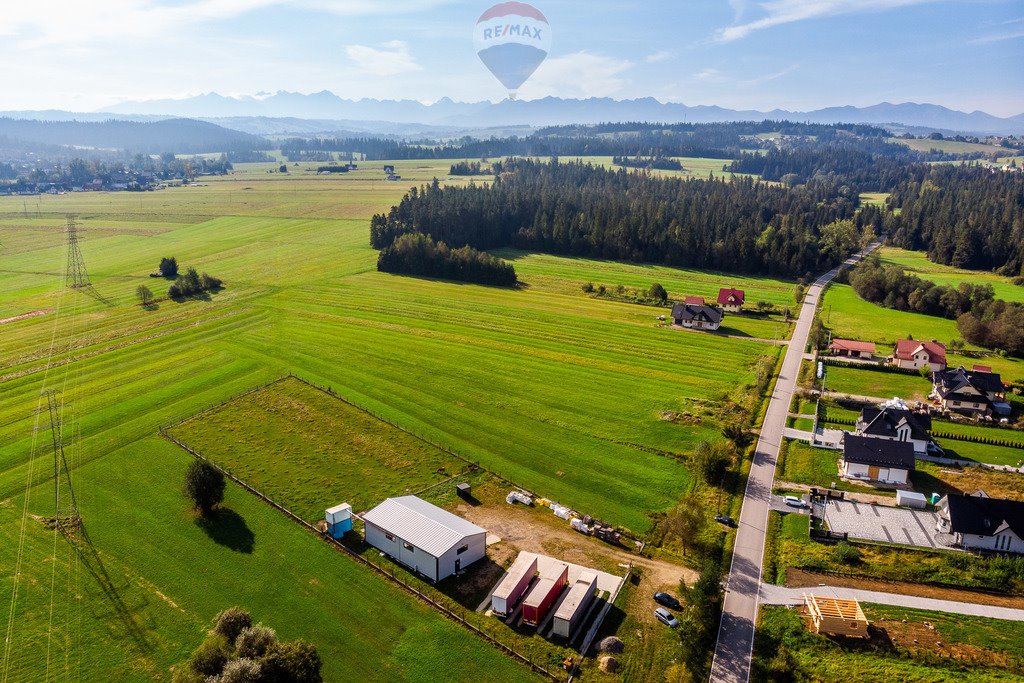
[754,603,1024,682]
[820,283,1024,382]
[821,363,932,401]
[889,137,1004,156]
[168,377,469,522]
[879,247,1024,303]
[0,160,787,679]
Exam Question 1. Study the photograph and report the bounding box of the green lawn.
[778,440,839,488]
[753,604,1024,683]
[822,363,932,401]
[0,160,789,679]
[890,137,1006,156]
[168,377,469,522]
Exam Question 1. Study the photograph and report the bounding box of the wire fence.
[159,428,560,682]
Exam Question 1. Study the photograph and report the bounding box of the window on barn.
[456,544,469,555]
[403,541,415,551]
[385,533,394,541]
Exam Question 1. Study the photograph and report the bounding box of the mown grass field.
[0,159,786,679]
[879,247,1024,304]
[889,137,1004,156]
[820,283,1024,382]
[753,603,1024,682]
[168,377,470,521]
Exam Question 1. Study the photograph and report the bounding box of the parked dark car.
[715,514,737,527]
[653,592,681,610]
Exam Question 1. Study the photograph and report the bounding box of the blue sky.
[1,0,1021,115]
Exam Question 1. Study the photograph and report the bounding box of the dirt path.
[456,501,696,594]
[0,309,51,325]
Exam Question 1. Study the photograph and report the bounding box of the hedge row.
[822,357,924,377]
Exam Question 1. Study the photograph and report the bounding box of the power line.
[64,215,89,289]
[44,390,79,526]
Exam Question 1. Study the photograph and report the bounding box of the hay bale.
[599,656,618,673]
[598,636,624,653]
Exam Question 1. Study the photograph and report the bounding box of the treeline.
[449,161,493,175]
[168,267,223,299]
[848,257,1024,356]
[887,164,1024,276]
[371,158,868,277]
[377,233,517,286]
[612,155,682,170]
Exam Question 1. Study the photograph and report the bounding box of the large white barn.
[362,495,487,582]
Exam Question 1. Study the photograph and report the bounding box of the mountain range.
[97,91,1024,135]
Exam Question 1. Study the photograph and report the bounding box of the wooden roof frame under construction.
[803,593,869,638]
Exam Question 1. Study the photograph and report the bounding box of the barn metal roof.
[362,495,486,557]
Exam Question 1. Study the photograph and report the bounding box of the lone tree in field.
[649,282,668,302]
[159,256,178,278]
[184,460,225,516]
[136,285,153,306]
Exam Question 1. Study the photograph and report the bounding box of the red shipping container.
[521,563,569,626]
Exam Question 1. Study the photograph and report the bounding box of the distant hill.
[0,117,269,154]
[98,91,1024,135]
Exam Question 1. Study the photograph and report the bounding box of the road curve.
[708,244,877,683]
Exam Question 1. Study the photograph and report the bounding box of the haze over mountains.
[95,91,1024,136]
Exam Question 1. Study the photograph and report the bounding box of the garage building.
[362,495,487,582]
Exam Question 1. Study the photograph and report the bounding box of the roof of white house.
[362,495,486,557]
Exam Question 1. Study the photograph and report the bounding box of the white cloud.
[518,52,633,99]
[712,0,937,43]
[691,64,798,87]
[645,50,674,64]
[345,40,423,76]
[969,28,1024,45]
[1,0,455,48]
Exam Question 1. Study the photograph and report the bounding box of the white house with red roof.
[890,339,946,372]
[717,288,745,313]
[829,339,876,359]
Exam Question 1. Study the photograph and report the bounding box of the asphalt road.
[708,245,877,683]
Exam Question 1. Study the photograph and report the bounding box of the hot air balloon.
[473,2,551,99]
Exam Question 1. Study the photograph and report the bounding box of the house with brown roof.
[890,339,946,372]
[829,339,876,359]
[684,295,705,305]
[717,288,745,313]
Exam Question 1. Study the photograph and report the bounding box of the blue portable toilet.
[325,503,353,538]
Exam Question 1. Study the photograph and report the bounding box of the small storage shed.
[804,593,869,638]
[551,571,598,639]
[325,503,353,539]
[522,563,569,627]
[896,490,927,509]
[362,496,487,582]
[490,552,538,617]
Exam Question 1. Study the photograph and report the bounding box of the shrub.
[159,256,178,278]
[649,283,668,301]
[236,624,278,659]
[136,285,153,306]
[218,658,261,683]
[214,607,252,645]
[831,541,861,565]
[259,640,323,683]
[200,273,223,290]
[189,633,230,677]
[183,460,226,515]
[581,282,594,293]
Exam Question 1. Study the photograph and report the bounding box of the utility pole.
[44,389,79,527]
[64,214,90,288]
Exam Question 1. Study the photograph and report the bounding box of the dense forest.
[449,161,493,176]
[376,233,517,286]
[370,158,870,277]
[886,165,1024,276]
[612,155,683,170]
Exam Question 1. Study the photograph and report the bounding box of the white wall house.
[839,434,914,486]
[362,496,487,582]
[855,407,931,456]
[937,492,1024,554]
[891,339,946,372]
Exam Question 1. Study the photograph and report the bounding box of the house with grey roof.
[937,491,1024,553]
[839,434,915,485]
[362,495,487,582]
[855,407,932,456]
[671,302,723,331]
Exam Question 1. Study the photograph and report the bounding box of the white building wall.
[435,532,486,580]
[960,532,1024,554]
[365,521,440,581]
[841,460,908,485]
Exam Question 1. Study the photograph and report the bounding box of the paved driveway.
[823,499,941,548]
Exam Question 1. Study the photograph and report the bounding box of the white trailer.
[490,553,538,616]
[551,571,598,639]
[896,490,927,509]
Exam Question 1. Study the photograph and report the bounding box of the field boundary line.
[158,428,560,682]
